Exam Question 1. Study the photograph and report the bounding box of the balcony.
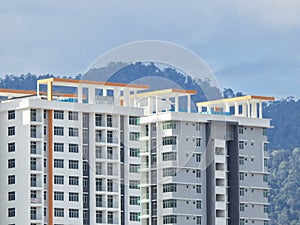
[31,198,42,204]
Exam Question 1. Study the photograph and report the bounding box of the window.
[163,168,176,177]
[107,131,113,143]
[196,216,202,224]
[129,196,140,205]
[69,209,79,218]
[54,143,64,152]
[163,183,177,193]
[96,178,103,191]
[30,141,37,154]
[130,148,140,157]
[68,111,78,120]
[106,147,113,159]
[162,152,177,161]
[264,158,268,167]
[129,116,140,125]
[31,174,37,187]
[96,211,103,223]
[263,128,267,136]
[240,172,245,181]
[107,211,114,224]
[8,175,15,185]
[96,146,102,158]
[54,110,64,119]
[69,176,79,186]
[8,126,15,136]
[263,174,268,182]
[54,192,64,201]
[107,115,112,127]
[129,180,140,189]
[107,179,113,192]
[196,122,201,131]
[162,121,176,130]
[95,114,102,126]
[54,208,64,217]
[8,208,15,217]
[69,160,79,169]
[96,194,103,207]
[96,162,102,175]
[107,195,114,208]
[30,158,37,170]
[95,130,102,142]
[54,175,64,185]
[239,141,244,149]
[54,159,64,168]
[264,143,268,152]
[264,221,269,225]
[263,205,269,213]
[239,126,244,134]
[195,153,201,162]
[107,163,113,175]
[8,191,15,201]
[196,170,201,178]
[240,203,245,212]
[69,127,79,137]
[54,126,64,136]
[162,136,177,146]
[8,110,15,120]
[130,212,140,221]
[163,199,177,208]
[196,201,202,209]
[129,164,140,173]
[129,132,140,141]
[240,188,245,196]
[8,159,15,168]
[32,207,37,221]
[163,215,177,224]
[196,185,201,193]
[30,125,37,138]
[69,144,79,153]
[263,190,269,198]
[8,142,15,152]
[239,157,245,165]
[196,138,201,146]
[69,192,79,202]
[240,219,245,225]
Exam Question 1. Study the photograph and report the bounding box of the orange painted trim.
[48,110,54,225]
[38,77,149,89]
[250,95,275,101]
[171,89,197,94]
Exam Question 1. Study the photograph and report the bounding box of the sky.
[0,0,300,99]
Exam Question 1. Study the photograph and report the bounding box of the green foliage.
[269,148,300,225]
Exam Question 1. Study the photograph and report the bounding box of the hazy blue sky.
[0,0,299,98]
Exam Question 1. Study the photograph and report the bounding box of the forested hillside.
[0,63,299,224]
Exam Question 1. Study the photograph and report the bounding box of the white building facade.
[0,78,273,225]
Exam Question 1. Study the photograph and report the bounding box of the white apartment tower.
[0,78,273,225]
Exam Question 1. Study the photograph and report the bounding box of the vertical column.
[47,81,53,101]
[234,102,238,116]
[187,95,191,113]
[259,102,263,119]
[247,100,251,118]
[156,96,161,113]
[114,88,120,106]
[174,96,179,112]
[77,85,83,103]
[242,104,247,117]
[225,103,229,113]
[103,87,107,96]
[48,110,54,225]
[252,103,257,118]
[123,89,129,107]
[148,97,153,114]
[88,87,95,104]
[133,91,138,107]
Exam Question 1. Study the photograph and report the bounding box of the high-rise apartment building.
[0,78,273,225]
